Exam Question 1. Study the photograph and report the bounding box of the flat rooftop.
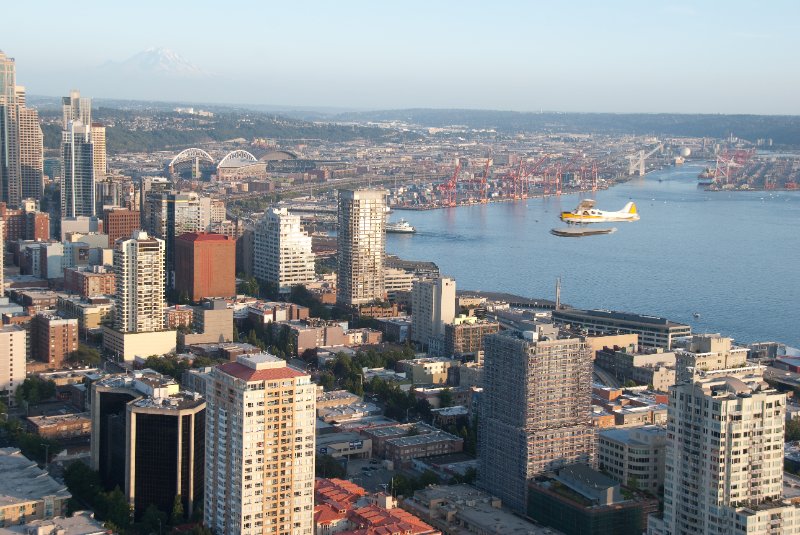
[554,307,689,329]
[0,449,71,507]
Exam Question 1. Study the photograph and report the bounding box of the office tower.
[90,123,106,181]
[145,190,212,286]
[31,314,79,369]
[113,231,165,333]
[90,370,205,520]
[336,189,387,306]
[675,333,748,384]
[0,51,18,206]
[253,207,315,293]
[479,325,595,513]
[0,52,42,208]
[204,354,315,535]
[62,90,92,127]
[411,277,456,352]
[17,99,43,201]
[0,218,3,292]
[0,325,26,406]
[102,207,141,245]
[648,369,793,535]
[61,121,95,217]
[174,232,236,302]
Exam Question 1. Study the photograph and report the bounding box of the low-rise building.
[56,296,113,338]
[397,357,458,385]
[384,430,463,468]
[527,464,659,535]
[443,315,499,362]
[552,308,690,349]
[598,425,667,494]
[0,449,71,526]
[315,432,372,460]
[0,511,107,535]
[374,316,411,344]
[180,300,234,346]
[246,301,309,326]
[595,346,676,392]
[63,265,115,298]
[164,305,194,330]
[403,484,557,535]
[26,413,92,440]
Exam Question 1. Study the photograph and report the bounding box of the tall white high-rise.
[61,121,95,217]
[62,89,92,127]
[648,368,796,535]
[0,325,26,407]
[113,231,166,333]
[204,353,316,535]
[336,189,387,306]
[0,52,43,207]
[411,276,456,351]
[254,208,315,293]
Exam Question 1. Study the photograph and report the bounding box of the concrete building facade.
[479,325,596,513]
[552,308,691,349]
[253,208,315,293]
[174,232,236,302]
[648,370,788,535]
[411,277,456,351]
[598,425,667,494]
[336,189,386,306]
[204,354,316,535]
[0,325,26,405]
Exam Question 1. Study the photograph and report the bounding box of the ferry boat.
[698,168,715,186]
[386,219,416,234]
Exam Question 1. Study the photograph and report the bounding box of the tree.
[787,419,800,442]
[15,377,57,405]
[438,387,453,408]
[102,487,132,529]
[315,454,346,479]
[141,503,166,534]
[170,494,185,525]
[69,344,102,366]
[623,379,638,388]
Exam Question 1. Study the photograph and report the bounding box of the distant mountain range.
[101,47,208,78]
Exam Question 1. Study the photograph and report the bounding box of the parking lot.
[346,458,397,492]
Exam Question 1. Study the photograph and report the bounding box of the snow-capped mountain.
[102,47,207,77]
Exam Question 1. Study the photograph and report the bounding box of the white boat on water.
[386,219,416,234]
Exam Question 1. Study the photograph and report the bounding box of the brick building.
[174,232,236,302]
[31,314,79,368]
[102,208,141,245]
[0,202,49,241]
[63,265,115,298]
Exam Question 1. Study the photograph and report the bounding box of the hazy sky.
[3,0,799,114]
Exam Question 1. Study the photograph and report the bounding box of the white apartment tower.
[411,276,456,351]
[0,325,26,406]
[204,353,316,535]
[649,369,792,535]
[254,208,315,293]
[336,189,387,306]
[113,231,166,333]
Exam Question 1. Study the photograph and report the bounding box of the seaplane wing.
[560,201,640,223]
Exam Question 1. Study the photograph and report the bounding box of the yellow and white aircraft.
[560,199,639,224]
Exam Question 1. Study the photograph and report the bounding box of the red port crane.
[439,159,461,207]
[480,157,492,203]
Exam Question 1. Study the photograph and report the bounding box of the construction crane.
[480,157,492,203]
[521,155,550,194]
[438,159,461,207]
[627,143,664,176]
[713,149,754,185]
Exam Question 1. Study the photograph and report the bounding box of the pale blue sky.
[3,0,798,113]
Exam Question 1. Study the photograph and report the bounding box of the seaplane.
[560,199,640,224]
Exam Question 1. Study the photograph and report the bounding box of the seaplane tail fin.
[622,202,637,214]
